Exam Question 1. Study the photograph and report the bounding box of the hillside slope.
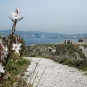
[24,44,86,60]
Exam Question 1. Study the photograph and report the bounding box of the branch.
[18,17,24,21]
[9,17,14,22]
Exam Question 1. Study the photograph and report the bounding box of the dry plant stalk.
[35,67,46,87]
[32,71,38,85]
[24,59,47,87]
[27,59,41,84]
[22,59,40,86]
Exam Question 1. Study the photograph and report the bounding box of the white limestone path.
[24,57,87,87]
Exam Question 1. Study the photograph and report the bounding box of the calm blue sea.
[23,38,78,46]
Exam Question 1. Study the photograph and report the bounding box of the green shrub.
[0,52,30,87]
[53,56,87,71]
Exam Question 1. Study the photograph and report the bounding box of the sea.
[23,38,78,46]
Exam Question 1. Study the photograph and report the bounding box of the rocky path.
[24,57,87,87]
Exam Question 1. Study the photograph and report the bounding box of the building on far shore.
[64,38,87,45]
[64,40,74,44]
[78,38,87,42]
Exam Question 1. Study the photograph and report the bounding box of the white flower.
[52,49,56,53]
[0,63,5,73]
[15,8,20,14]
[12,12,20,19]
[0,39,2,45]
[4,46,8,52]
[12,43,22,55]
[2,46,8,58]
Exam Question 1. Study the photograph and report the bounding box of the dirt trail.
[24,57,87,87]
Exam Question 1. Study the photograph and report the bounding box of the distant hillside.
[0,30,67,35]
[0,30,87,38]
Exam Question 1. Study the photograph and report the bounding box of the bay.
[23,38,78,46]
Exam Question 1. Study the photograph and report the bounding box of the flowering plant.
[0,8,23,80]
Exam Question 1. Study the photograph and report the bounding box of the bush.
[53,56,87,71]
[0,52,30,87]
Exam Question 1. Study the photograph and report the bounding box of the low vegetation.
[53,57,87,71]
[24,44,86,59]
[24,44,87,71]
[0,52,30,87]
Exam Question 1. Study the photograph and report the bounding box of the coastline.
[23,38,78,45]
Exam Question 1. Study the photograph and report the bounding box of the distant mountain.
[0,30,68,36]
[0,30,87,38]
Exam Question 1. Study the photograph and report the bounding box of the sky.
[0,0,87,34]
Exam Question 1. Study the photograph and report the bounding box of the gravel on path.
[24,57,87,87]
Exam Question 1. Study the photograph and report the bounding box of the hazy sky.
[0,0,87,34]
